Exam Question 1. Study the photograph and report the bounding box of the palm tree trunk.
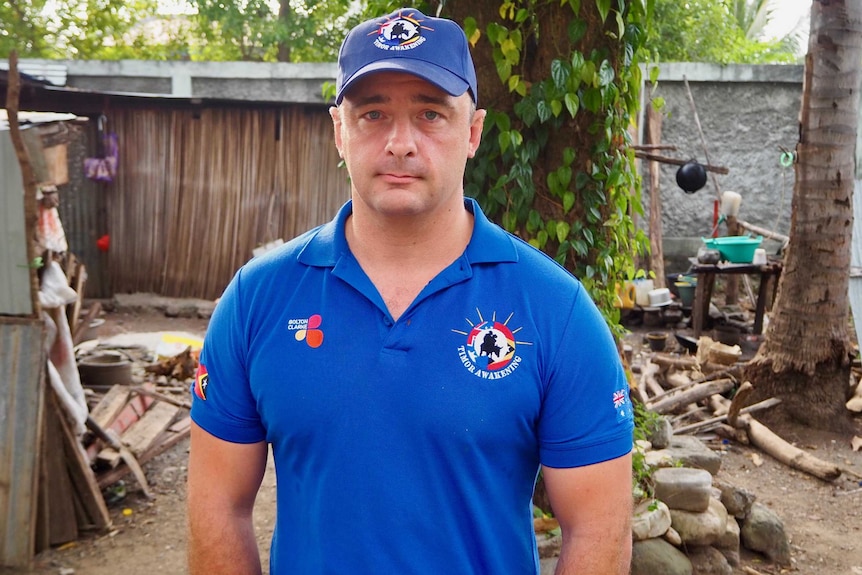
[744,0,862,430]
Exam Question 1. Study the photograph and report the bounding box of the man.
[188,7,633,574]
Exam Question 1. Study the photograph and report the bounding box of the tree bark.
[743,0,862,431]
[276,0,291,62]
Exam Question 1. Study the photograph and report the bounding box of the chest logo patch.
[452,309,532,379]
[288,314,325,348]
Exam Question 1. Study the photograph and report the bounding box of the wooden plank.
[68,262,85,340]
[97,417,192,489]
[72,301,101,345]
[40,390,79,545]
[54,388,112,532]
[98,402,179,467]
[86,391,153,463]
[120,402,180,456]
[89,385,132,429]
[0,319,46,569]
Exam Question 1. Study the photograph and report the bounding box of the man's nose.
[384,118,418,157]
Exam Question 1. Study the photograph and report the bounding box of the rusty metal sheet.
[0,318,45,568]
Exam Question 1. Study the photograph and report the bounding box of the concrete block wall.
[645,63,803,272]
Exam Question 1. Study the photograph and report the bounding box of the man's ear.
[329,106,343,158]
[467,109,486,159]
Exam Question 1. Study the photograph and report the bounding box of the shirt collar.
[297,197,518,267]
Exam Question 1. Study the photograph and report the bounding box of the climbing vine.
[458,0,653,336]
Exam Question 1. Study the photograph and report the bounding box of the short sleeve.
[537,285,634,468]
[190,268,267,443]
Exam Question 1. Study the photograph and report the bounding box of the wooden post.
[647,106,665,288]
[5,52,42,318]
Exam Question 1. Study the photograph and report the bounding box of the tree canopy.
[1,0,803,63]
[644,0,801,64]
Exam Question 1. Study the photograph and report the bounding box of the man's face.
[330,72,485,220]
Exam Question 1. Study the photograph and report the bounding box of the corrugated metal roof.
[0,61,67,86]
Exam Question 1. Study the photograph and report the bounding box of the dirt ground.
[4,306,862,575]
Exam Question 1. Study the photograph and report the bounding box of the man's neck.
[346,198,473,268]
[345,197,474,320]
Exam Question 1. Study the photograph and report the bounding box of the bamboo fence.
[107,106,349,300]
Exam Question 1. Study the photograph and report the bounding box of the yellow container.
[615,281,637,309]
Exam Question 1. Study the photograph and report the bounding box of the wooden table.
[689,258,783,337]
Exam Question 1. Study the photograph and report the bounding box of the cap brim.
[337,59,471,104]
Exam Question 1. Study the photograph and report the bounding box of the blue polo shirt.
[192,198,633,574]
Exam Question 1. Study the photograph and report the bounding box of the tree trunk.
[277,0,291,62]
[743,0,862,431]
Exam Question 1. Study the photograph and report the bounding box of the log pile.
[634,335,850,483]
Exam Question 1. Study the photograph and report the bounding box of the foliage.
[453,0,653,335]
[1,0,176,59]
[632,400,661,497]
[0,0,359,62]
[645,0,799,63]
[189,0,357,62]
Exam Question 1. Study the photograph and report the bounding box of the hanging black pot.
[676,160,707,193]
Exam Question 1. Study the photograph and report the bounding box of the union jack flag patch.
[613,389,632,423]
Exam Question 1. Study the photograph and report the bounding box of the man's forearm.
[553,532,632,575]
[188,509,262,574]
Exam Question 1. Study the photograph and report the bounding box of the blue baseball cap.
[336,8,478,104]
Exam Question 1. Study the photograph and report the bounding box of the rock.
[714,479,755,519]
[197,302,216,319]
[664,526,683,546]
[714,514,741,566]
[165,303,198,318]
[539,557,558,575]
[740,502,791,566]
[687,545,733,575]
[653,467,713,512]
[631,538,692,575]
[536,533,561,559]
[632,499,672,541]
[649,435,722,475]
[670,497,729,546]
[648,415,674,449]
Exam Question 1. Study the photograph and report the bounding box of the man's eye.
[423,111,440,121]
[365,111,382,120]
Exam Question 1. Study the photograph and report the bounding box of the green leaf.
[496,113,511,132]
[537,101,551,123]
[537,230,549,248]
[568,19,587,44]
[564,93,579,117]
[463,17,479,46]
[556,221,571,243]
[583,88,602,113]
[557,166,572,188]
[502,210,518,232]
[550,99,563,117]
[496,58,512,82]
[563,147,576,166]
[595,0,611,23]
[551,59,568,90]
[498,131,511,153]
[598,60,615,86]
[547,171,560,194]
[563,191,575,213]
[508,74,521,92]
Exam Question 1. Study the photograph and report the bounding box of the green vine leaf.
[595,0,611,23]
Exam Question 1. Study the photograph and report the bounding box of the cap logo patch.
[370,11,432,51]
